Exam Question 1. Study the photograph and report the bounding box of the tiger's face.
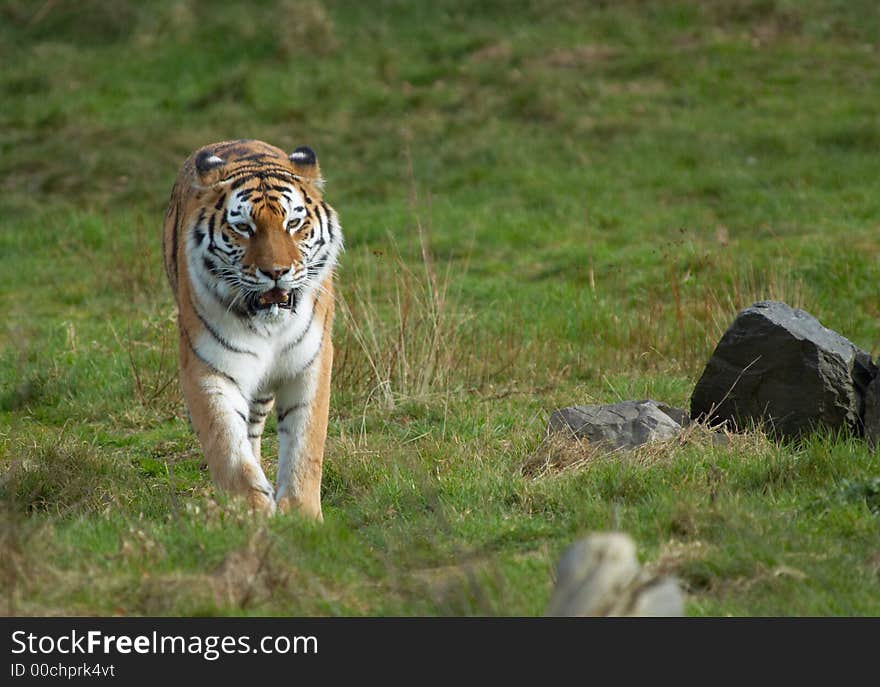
[214,182,315,317]
[188,143,341,321]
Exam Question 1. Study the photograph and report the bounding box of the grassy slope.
[1,0,879,615]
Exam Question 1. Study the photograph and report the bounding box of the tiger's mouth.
[249,287,295,312]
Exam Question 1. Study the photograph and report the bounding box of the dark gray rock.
[690,300,877,439]
[548,399,688,450]
[864,375,880,448]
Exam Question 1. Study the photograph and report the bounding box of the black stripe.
[194,265,255,320]
[311,231,327,251]
[226,164,295,176]
[321,201,337,244]
[182,326,242,390]
[202,256,221,277]
[254,396,273,405]
[239,153,271,162]
[248,432,262,439]
[249,407,270,419]
[169,204,180,287]
[235,409,248,425]
[277,403,307,423]
[323,212,335,249]
[292,339,323,377]
[199,208,216,253]
[293,315,327,377]
[281,302,317,354]
[313,203,326,239]
[230,175,252,190]
[231,301,256,321]
[224,168,297,188]
[192,305,259,358]
[214,193,227,211]
[307,262,327,281]
[209,241,237,259]
[224,169,298,187]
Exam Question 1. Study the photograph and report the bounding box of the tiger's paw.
[247,486,276,516]
[276,495,323,522]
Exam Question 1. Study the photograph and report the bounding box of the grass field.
[2,0,880,616]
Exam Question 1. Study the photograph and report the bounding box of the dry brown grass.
[650,255,805,375]
[521,418,772,479]
[333,235,472,408]
[0,430,131,516]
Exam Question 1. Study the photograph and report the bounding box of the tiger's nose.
[259,267,290,281]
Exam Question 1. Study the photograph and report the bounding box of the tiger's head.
[186,139,342,320]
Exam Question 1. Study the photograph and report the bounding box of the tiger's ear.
[289,146,323,186]
[195,150,226,186]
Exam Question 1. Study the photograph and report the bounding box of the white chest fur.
[190,282,323,401]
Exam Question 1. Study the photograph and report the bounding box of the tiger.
[162,139,343,520]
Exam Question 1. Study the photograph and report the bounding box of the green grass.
[2,0,880,616]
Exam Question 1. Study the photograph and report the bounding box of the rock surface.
[864,375,880,448]
[690,300,876,438]
[548,399,688,450]
[545,533,684,617]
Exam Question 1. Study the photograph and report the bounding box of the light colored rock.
[546,533,684,617]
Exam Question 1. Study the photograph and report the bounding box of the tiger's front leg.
[247,395,275,460]
[274,336,333,521]
[179,344,276,514]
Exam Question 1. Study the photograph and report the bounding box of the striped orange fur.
[162,139,343,519]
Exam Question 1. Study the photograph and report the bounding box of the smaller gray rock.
[548,399,688,451]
